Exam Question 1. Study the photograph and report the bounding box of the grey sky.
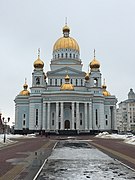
[0,0,135,124]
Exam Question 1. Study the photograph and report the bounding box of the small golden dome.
[102,84,107,89]
[20,90,30,96]
[85,72,90,81]
[90,59,100,69]
[61,83,74,91]
[34,58,44,69]
[63,25,70,32]
[103,90,111,96]
[65,74,70,81]
[90,49,100,69]
[34,48,44,69]
[102,79,110,96]
[20,81,30,96]
[53,25,79,52]
[61,74,74,91]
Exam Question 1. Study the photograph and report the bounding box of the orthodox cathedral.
[14,24,117,134]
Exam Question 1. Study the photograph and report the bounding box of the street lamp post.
[2,117,10,143]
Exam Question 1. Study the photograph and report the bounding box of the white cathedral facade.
[14,24,117,135]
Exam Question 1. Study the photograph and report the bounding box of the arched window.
[61,53,63,58]
[55,79,57,86]
[94,78,98,87]
[81,79,83,86]
[71,79,72,84]
[66,53,68,58]
[60,79,62,85]
[50,79,52,85]
[73,54,75,58]
[35,109,38,126]
[96,109,98,125]
[58,54,59,58]
[70,53,72,58]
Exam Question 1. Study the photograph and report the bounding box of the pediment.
[47,67,85,77]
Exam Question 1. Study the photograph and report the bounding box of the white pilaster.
[47,102,50,130]
[76,102,79,130]
[60,102,64,129]
[85,103,88,130]
[72,102,75,130]
[42,102,46,130]
[56,102,59,130]
[89,102,92,130]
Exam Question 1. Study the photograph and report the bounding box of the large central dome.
[53,25,80,52]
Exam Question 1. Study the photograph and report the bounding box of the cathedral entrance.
[65,120,70,129]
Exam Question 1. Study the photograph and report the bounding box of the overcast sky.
[0,0,135,124]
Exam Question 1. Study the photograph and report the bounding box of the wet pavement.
[37,140,135,180]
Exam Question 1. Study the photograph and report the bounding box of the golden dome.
[103,90,111,96]
[65,74,70,81]
[34,48,44,69]
[53,37,79,52]
[53,25,79,52]
[63,25,70,32]
[90,49,100,69]
[34,58,44,69]
[20,90,30,96]
[102,79,111,96]
[60,74,74,91]
[85,72,90,81]
[61,83,74,91]
[90,59,100,69]
[102,84,107,89]
[20,81,30,96]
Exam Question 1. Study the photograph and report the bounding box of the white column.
[113,106,117,130]
[42,102,46,130]
[89,102,92,130]
[60,102,64,129]
[76,102,79,130]
[56,102,59,130]
[85,103,88,130]
[47,102,50,130]
[72,102,75,130]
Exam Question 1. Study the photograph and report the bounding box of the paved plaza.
[0,136,135,180]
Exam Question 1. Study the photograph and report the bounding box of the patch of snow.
[95,132,135,145]
[0,133,36,147]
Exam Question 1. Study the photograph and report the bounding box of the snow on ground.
[0,133,36,147]
[96,132,135,145]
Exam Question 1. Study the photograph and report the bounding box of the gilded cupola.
[20,79,30,96]
[34,48,44,69]
[60,74,74,91]
[90,49,100,69]
[85,72,90,81]
[53,24,80,52]
[102,79,111,96]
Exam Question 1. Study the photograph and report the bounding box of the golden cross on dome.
[38,48,40,58]
[25,78,27,84]
[103,78,106,85]
[94,49,96,59]
[65,17,67,25]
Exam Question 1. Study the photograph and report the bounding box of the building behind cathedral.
[14,24,117,134]
[117,88,135,133]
